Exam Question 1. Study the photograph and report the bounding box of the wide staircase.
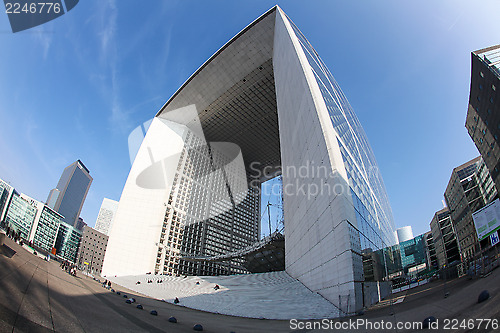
[109,271,339,319]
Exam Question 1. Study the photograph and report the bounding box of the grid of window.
[33,207,62,252]
[54,223,82,263]
[4,194,37,240]
[288,20,396,253]
[155,130,259,276]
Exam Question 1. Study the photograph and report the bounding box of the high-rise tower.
[47,160,92,227]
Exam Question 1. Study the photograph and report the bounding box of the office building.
[430,208,460,268]
[102,6,396,312]
[3,192,37,239]
[466,45,500,189]
[1,189,64,256]
[424,231,438,270]
[76,217,87,232]
[398,234,427,274]
[31,203,64,254]
[94,198,119,236]
[77,226,108,276]
[396,226,414,243]
[54,222,82,263]
[444,157,497,261]
[0,178,14,223]
[47,160,92,227]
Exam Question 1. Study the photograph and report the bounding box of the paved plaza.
[1,237,500,332]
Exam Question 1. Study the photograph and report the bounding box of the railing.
[180,231,284,262]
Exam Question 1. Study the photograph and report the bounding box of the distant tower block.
[47,160,92,228]
[94,198,119,236]
[396,226,414,243]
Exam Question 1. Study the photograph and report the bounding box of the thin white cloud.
[23,114,58,182]
[94,0,134,134]
[34,30,53,60]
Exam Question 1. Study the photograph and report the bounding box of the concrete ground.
[1,236,500,332]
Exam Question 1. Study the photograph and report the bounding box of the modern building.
[54,222,82,263]
[31,203,64,254]
[466,45,500,190]
[47,160,92,228]
[0,178,14,223]
[430,208,460,268]
[363,232,431,281]
[1,189,64,256]
[3,192,37,239]
[444,157,497,261]
[75,217,87,232]
[424,231,438,270]
[94,198,119,236]
[77,226,108,276]
[102,6,397,312]
[396,226,414,243]
[398,234,427,274]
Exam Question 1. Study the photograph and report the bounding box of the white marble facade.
[102,6,395,314]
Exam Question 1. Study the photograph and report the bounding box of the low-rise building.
[3,192,37,239]
[77,225,108,276]
[0,178,14,222]
[55,222,82,263]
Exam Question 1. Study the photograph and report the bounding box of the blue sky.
[0,1,499,238]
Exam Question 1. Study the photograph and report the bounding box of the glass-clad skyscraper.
[103,6,396,314]
[47,160,92,227]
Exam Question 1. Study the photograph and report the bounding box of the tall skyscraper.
[94,198,119,236]
[102,6,396,313]
[466,44,500,189]
[47,160,92,227]
[444,156,497,261]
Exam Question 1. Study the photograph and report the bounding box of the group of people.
[4,226,37,250]
[102,279,112,289]
[4,226,23,244]
[60,260,77,277]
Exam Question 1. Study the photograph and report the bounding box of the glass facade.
[50,160,92,227]
[363,234,429,281]
[33,206,63,253]
[57,163,92,226]
[399,234,427,270]
[444,157,497,261]
[54,222,82,262]
[0,180,12,221]
[4,193,37,240]
[287,18,397,279]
